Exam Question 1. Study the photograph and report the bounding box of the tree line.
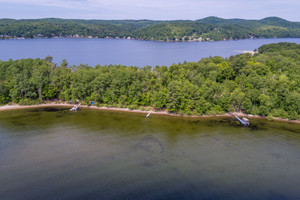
[1,17,300,41]
[0,42,299,120]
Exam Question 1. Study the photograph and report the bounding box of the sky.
[0,0,299,21]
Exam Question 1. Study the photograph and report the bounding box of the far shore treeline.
[1,17,300,41]
[0,42,299,120]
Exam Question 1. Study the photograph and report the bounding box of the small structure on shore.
[234,115,249,126]
[70,106,79,111]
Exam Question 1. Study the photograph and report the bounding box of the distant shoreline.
[0,103,299,124]
[0,35,227,42]
[0,36,295,43]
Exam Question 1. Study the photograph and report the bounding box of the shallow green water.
[0,107,299,200]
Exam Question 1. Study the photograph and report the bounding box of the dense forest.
[1,17,300,41]
[0,42,299,120]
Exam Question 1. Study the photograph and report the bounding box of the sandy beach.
[0,103,299,124]
[242,50,257,55]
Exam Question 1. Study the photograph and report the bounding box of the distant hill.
[1,17,300,41]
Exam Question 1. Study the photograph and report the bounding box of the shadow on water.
[0,107,73,133]
[189,116,252,129]
[26,107,69,112]
[26,107,71,118]
[134,134,165,154]
[276,125,300,134]
[0,107,299,136]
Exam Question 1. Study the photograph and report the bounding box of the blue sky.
[0,0,299,21]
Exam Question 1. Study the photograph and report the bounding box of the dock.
[70,106,79,111]
[146,112,151,118]
[234,115,249,126]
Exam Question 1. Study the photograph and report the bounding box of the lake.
[0,107,299,200]
[1,38,300,67]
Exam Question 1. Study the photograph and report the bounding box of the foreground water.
[1,38,300,67]
[0,107,299,200]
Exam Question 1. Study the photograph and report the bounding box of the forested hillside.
[0,43,299,120]
[1,17,300,41]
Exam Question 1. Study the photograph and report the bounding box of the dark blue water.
[1,38,300,67]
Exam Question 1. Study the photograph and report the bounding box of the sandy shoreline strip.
[242,50,256,55]
[0,103,299,124]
